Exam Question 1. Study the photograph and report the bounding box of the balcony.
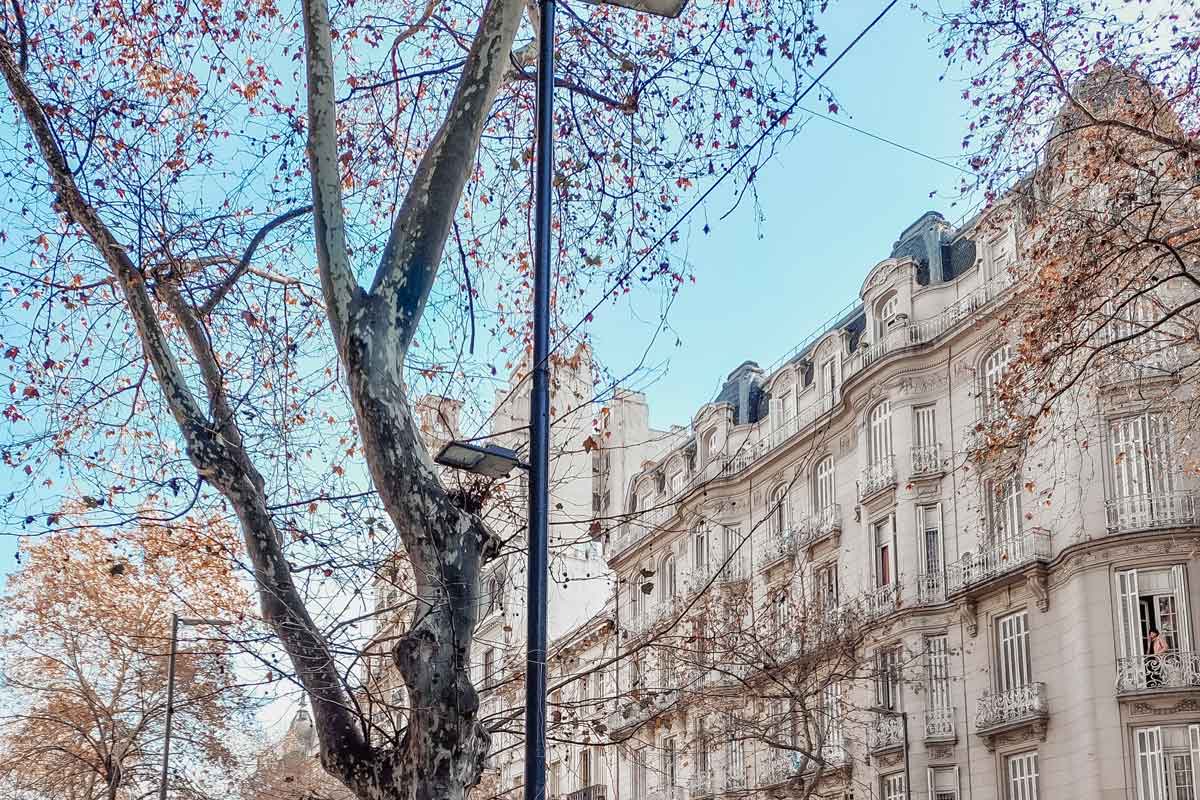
[761,750,805,785]
[796,504,842,547]
[914,572,946,605]
[924,707,956,742]
[1117,652,1200,694]
[757,529,798,570]
[858,455,897,501]
[605,689,679,733]
[566,786,606,800]
[910,443,943,476]
[688,771,714,798]
[1105,491,1199,534]
[946,529,1051,594]
[863,583,899,620]
[868,715,904,754]
[975,682,1048,736]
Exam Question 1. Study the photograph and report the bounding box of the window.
[692,524,708,574]
[877,293,900,339]
[703,429,720,463]
[655,470,666,494]
[724,738,746,788]
[769,485,789,537]
[820,682,842,747]
[579,747,592,787]
[882,772,906,800]
[632,749,647,800]
[773,590,791,632]
[774,387,796,428]
[549,760,562,799]
[1005,751,1040,800]
[985,473,1023,542]
[1134,725,1200,800]
[661,645,677,688]
[1116,565,1193,687]
[722,526,744,580]
[482,649,496,687]
[695,723,711,785]
[590,668,603,703]
[659,554,678,601]
[813,456,836,514]
[867,400,893,465]
[814,561,838,610]
[669,466,685,496]
[636,481,654,514]
[996,611,1032,693]
[1109,412,1176,526]
[629,652,644,688]
[980,345,1011,419]
[875,646,902,711]
[873,514,896,587]
[987,230,1013,281]
[661,736,677,790]
[919,504,944,578]
[926,635,952,712]
[486,575,501,616]
[629,578,644,623]
[927,766,960,800]
[913,404,938,470]
[820,356,838,399]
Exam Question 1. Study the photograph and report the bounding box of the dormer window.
[655,470,666,494]
[876,293,900,340]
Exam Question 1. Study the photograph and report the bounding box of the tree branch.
[367,0,525,351]
[198,205,313,317]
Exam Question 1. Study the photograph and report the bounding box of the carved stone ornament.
[984,720,1048,753]
[1027,570,1050,612]
[959,599,978,638]
[877,752,903,768]
[1131,699,1200,717]
[927,745,955,762]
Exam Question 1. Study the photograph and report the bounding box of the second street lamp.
[158,613,233,800]
[524,3,687,800]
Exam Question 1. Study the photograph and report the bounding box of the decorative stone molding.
[958,598,978,638]
[927,745,956,762]
[892,370,949,397]
[1130,698,1200,716]
[1026,569,1050,612]
[984,720,1048,753]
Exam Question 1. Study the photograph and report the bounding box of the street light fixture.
[867,706,910,800]
[158,613,234,800]
[525,3,687,800]
[434,440,528,478]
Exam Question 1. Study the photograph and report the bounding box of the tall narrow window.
[704,429,720,463]
[1005,751,1040,800]
[661,736,677,790]
[769,485,789,537]
[820,356,838,402]
[1110,412,1176,529]
[919,504,944,578]
[724,738,746,789]
[997,611,1032,693]
[632,749,647,800]
[913,404,938,472]
[877,293,900,339]
[985,474,1023,542]
[928,767,960,800]
[1116,565,1193,690]
[814,562,839,610]
[579,747,592,787]
[692,524,708,575]
[1133,724,1200,800]
[873,514,896,587]
[882,772,907,800]
[980,345,1012,419]
[660,554,677,602]
[868,401,893,465]
[987,230,1013,282]
[723,526,743,580]
[820,681,842,749]
[875,646,902,710]
[813,456,836,514]
[483,648,496,687]
[925,635,952,713]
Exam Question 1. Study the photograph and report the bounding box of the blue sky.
[589,2,978,430]
[0,3,973,581]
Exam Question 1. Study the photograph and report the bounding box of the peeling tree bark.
[1,0,525,790]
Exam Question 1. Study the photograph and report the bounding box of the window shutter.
[1117,569,1143,661]
[1134,726,1165,800]
[889,512,899,585]
[1190,725,1200,797]
[1172,565,1192,651]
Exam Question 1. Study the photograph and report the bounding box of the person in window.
[1147,628,1170,687]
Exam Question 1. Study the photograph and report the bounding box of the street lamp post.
[158,613,233,800]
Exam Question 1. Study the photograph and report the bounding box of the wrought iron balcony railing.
[910,442,943,475]
[757,528,798,569]
[566,786,606,800]
[859,454,897,500]
[863,583,899,620]
[1117,651,1200,693]
[1105,491,1199,534]
[868,715,904,753]
[947,529,1051,593]
[924,707,955,741]
[795,504,842,545]
[914,572,946,605]
[976,682,1048,733]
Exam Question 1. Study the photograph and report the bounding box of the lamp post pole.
[523,0,555,798]
[157,613,181,800]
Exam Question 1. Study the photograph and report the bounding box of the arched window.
[659,554,677,601]
[876,293,900,339]
[769,484,789,537]
[813,456,836,513]
[486,575,500,616]
[703,429,720,463]
[628,576,643,621]
[867,401,893,465]
[980,345,1011,417]
[775,590,791,631]
[691,523,708,574]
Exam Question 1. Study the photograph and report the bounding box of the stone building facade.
[471,194,1200,800]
